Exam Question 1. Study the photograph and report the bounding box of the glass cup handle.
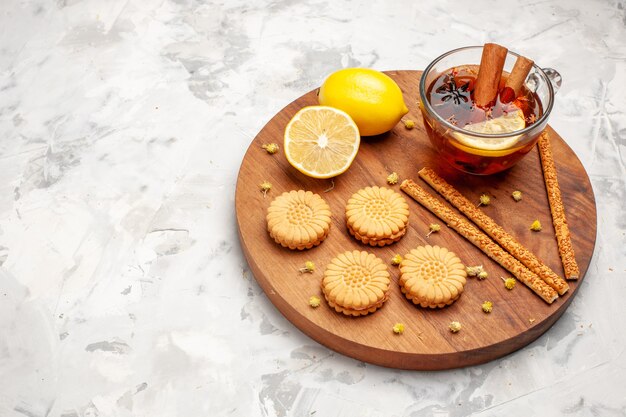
[526,67,562,95]
[542,67,562,94]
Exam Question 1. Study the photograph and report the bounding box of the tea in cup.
[419,44,561,175]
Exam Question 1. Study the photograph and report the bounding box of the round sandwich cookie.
[322,250,391,316]
[345,186,409,247]
[399,245,467,308]
[266,190,331,250]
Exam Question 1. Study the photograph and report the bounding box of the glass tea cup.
[419,46,561,175]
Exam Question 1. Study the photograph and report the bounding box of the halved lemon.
[284,106,360,179]
[453,109,526,152]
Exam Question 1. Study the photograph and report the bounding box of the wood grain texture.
[235,70,596,370]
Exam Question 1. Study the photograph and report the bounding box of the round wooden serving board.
[235,70,596,370]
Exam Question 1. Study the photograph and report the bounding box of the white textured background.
[0,0,625,416]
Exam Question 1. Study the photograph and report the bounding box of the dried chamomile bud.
[392,323,405,334]
[259,181,272,197]
[502,277,516,290]
[261,143,279,154]
[482,301,493,313]
[299,261,315,273]
[466,265,484,277]
[387,172,399,185]
[449,321,462,333]
[530,220,542,231]
[404,119,415,130]
[324,179,335,193]
[512,190,522,201]
[309,295,321,308]
[477,270,488,280]
[478,194,491,207]
[426,223,441,237]
[391,254,403,266]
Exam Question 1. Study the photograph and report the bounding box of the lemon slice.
[450,140,526,158]
[284,106,360,179]
[453,110,525,151]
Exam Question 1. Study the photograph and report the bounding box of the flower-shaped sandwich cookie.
[399,245,467,308]
[322,250,391,316]
[267,190,331,250]
[345,186,409,247]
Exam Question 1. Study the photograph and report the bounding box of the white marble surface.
[1,0,625,416]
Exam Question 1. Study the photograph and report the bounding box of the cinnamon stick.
[505,55,534,98]
[474,43,508,108]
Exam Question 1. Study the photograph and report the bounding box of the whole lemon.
[318,68,409,136]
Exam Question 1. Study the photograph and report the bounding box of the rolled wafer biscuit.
[538,132,579,280]
[418,167,569,295]
[400,179,558,304]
